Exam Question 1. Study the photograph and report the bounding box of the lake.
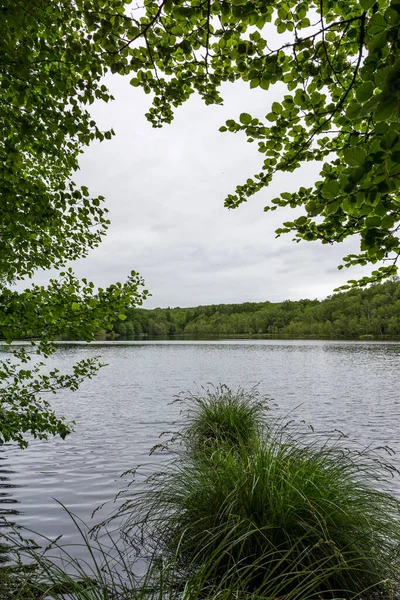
[1,339,400,560]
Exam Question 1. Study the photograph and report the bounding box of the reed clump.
[174,384,269,454]
[114,386,400,599]
[5,386,400,600]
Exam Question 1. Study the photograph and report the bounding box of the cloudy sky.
[53,73,372,309]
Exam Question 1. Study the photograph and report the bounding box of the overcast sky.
[44,73,374,309]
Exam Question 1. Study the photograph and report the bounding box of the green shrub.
[6,387,400,600]
[174,384,269,455]
[113,389,400,598]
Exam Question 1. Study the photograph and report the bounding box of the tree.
[0,1,148,447]
[3,0,400,445]
[114,0,399,288]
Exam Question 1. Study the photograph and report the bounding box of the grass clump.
[4,386,400,600]
[173,384,269,455]
[1,514,148,600]
[110,386,400,599]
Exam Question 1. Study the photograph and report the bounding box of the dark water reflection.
[0,450,20,525]
[0,449,21,573]
[1,340,400,560]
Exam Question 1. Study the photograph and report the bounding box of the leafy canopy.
[0,1,147,447]
[2,0,400,445]
[106,0,400,287]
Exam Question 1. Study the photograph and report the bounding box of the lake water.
[1,339,400,560]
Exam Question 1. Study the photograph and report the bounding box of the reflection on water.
[1,340,400,562]
[0,448,21,574]
[0,449,21,526]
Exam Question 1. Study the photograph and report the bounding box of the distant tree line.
[111,279,400,339]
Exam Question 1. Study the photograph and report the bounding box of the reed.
[4,387,400,600]
[173,384,270,455]
[112,387,400,598]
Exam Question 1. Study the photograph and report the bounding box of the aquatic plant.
[174,383,270,455]
[4,387,400,600]
[0,512,373,600]
[110,388,400,598]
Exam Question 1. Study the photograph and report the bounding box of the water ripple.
[2,340,400,560]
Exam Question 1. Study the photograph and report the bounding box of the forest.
[112,279,400,339]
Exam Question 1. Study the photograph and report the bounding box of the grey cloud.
[25,74,377,308]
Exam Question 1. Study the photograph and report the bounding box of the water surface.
[2,340,400,554]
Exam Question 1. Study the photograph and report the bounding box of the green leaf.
[239,112,252,125]
[368,14,387,35]
[360,0,375,9]
[366,216,381,227]
[385,6,400,24]
[321,181,340,200]
[382,215,395,228]
[374,96,397,121]
[346,102,361,120]
[356,81,374,102]
[343,147,367,167]
[358,95,380,117]
[368,31,388,53]
[272,101,282,114]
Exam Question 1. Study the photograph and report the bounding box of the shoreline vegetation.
[2,386,400,599]
[109,279,400,341]
[99,332,400,341]
[3,280,400,344]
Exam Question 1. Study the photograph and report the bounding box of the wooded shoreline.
[110,279,400,339]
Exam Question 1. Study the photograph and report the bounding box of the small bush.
[112,387,400,599]
[8,387,400,600]
[174,384,269,455]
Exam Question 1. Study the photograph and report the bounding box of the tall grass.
[2,512,372,600]
[1,512,149,600]
[3,512,339,600]
[3,386,400,600]
[108,387,400,598]
[172,384,270,455]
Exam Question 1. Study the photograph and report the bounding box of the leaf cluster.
[0,1,148,447]
[95,0,400,284]
[1,1,118,280]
